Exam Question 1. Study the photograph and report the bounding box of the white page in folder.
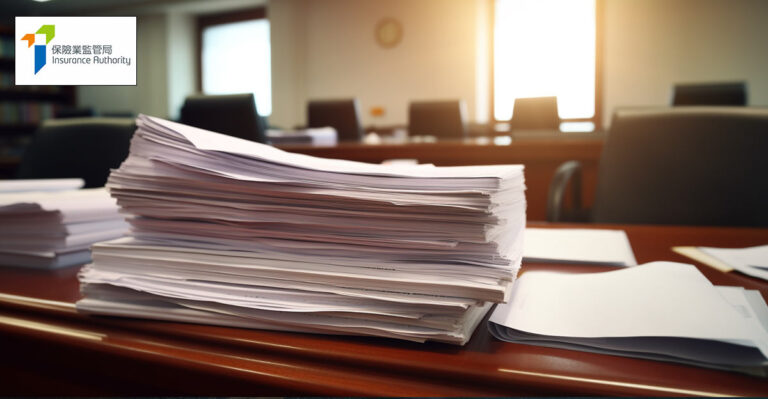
[523,228,637,266]
[489,262,768,357]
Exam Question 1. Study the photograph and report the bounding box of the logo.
[16,17,136,86]
[21,24,55,74]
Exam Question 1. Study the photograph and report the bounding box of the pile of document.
[77,114,527,344]
[0,185,128,269]
[489,262,768,375]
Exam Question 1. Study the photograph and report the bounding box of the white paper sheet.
[676,245,768,281]
[523,228,637,266]
[0,178,84,193]
[702,245,768,269]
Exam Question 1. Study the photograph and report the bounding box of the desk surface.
[2,223,768,396]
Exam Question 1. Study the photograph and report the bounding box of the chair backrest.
[408,100,468,140]
[511,96,560,130]
[180,93,267,143]
[17,117,135,188]
[307,99,364,142]
[593,107,768,226]
[672,82,747,106]
[56,107,96,118]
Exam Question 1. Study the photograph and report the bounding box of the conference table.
[1,223,768,396]
[280,138,604,222]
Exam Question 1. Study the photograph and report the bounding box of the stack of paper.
[489,262,768,375]
[0,188,128,268]
[77,114,527,344]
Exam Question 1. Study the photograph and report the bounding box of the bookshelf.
[0,25,76,178]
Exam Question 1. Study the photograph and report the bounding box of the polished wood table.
[280,140,604,222]
[1,223,768,396]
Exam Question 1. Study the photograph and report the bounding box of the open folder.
[488,262,768,376]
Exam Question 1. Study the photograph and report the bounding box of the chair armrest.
[547,160,585,222]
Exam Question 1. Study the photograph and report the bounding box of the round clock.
[375,18,403,49]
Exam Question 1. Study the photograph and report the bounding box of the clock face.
[375,18,403,49]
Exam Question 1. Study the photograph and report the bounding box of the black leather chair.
[17,117,135,188]
[672,82,747,106]
[408,100,468,140]
[547,107,768,227]
[307,99,364,142]
[510,96,560,130]
[180,93,267,143]
[56,107,96,118]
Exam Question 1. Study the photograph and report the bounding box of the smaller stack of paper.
[0,188,128,268]
[488,262,768,375]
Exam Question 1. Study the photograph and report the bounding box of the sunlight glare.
[202,19,272,116]
[494,0,595,120]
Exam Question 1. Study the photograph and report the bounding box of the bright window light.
[494,0,595,120]
[202,19,272,116]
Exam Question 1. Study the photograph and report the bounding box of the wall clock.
[375,18,403,49]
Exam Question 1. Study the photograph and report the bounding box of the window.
[198,9,271,116]
[493,0,597,124]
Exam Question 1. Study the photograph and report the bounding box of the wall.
[602,0,768,127]
[76,0,254,119]
[269,0,308,128]
[166,12,198,120]
[78,14,170,118]
[75,0,768,128]
[269,0,482,128]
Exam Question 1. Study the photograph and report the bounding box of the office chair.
[17,117,136,188]
[547,107,768,226]
[180,93,267,143]
[307,99,364,142]
[510,96,560,130]
[56,107,96,118]
[672,82,747,106]
[408,100,468,140]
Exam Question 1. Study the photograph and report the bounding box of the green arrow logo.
[36,24,55,44]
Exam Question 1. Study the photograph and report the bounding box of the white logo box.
[16,16,137,86]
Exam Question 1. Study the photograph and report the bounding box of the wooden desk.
[1,224,768,396]
[280,140,604,222]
